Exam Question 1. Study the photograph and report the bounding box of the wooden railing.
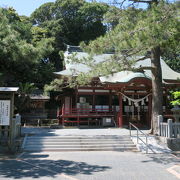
[158,115,180,138]
[23,119,58,126]
[60,107,116,126]
[62,107,114,116]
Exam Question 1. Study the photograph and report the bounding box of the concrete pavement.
[0,127,179,180]
[0,151,179,180]
[21,127,135,136]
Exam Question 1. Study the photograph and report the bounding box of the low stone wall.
[167,138,180,151]
[155,136,180,151]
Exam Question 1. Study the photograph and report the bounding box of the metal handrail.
[129,122,149,154]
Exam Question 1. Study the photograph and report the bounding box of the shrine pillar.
[148,95,152,128]
[118,93,123,127]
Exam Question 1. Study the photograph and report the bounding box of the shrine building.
[54,45,180,128]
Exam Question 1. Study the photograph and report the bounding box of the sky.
[0,0,145,17]
[0,0,56,16]
[0,0,177,17]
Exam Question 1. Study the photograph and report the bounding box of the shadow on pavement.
[21,127,59,136]
[0,153,111,179]
[141,154,180,165]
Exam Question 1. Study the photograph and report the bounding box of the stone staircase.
[23,135,138,152]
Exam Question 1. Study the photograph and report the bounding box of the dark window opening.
[95,95,109,105]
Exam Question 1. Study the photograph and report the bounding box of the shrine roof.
[55,45,180,83]
[30,94,50,100]
[0,87,19,92]
[100,72,151,83]
[100,58,180,83]
[55,51,112,76]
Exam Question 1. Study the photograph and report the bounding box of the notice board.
[0,100,10,125]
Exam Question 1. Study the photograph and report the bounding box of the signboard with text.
[0,100,10,126]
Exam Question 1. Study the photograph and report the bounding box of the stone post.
[167,119,173,138]
[157,115,163,136]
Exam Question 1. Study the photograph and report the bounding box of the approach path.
[0,127,179,180]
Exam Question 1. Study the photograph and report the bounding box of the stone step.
[26,139,132,143]
[23,135,137,152]
[27,136,130,140]
[26,141,133,145]
[25,144,136,148]
[26,137,131,140]
[24,147,138,152]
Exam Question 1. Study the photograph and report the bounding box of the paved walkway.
[0,151,179,180]
[21,127,150,136]
[0,127,179,180]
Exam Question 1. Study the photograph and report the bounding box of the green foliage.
[0,7,55,88]
[44,79,64,92]
[31,2,54,25]
[31,26,49,43]
[103,6,122,30]
[30,0,109,71]
[2,8,32,41]
[162,45,180,72]
[15,83,36,113]
[171,91,180,106]
[19,82,36,95]
[73,1,179,84]
[0,73,3,86]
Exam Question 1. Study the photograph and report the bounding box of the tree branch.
[129,27,147,36]
[133,66,154,71]
[134,56,151,62]
[129,0,156,4]
[108,0,127,8]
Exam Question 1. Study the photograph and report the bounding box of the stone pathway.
[0,127,179,180]
[131,135,172,154]
[21,127,134,136]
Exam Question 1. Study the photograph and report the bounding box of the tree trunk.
[151,46,163,134]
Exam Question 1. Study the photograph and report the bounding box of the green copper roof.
[55,45,180,83]
[118,72,151,83]
[99,71,151,83]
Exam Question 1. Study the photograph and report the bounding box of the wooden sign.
[0,100,10,125]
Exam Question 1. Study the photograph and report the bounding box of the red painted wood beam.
[118,93,123,127]
[148,95,152,128]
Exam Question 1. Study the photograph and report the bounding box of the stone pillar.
[167,119,173,138]
[157,115,163,136]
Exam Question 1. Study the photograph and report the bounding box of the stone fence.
[157,115,180,151]
[158,115,180,138]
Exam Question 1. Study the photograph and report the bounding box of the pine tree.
[75,1,179,134]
